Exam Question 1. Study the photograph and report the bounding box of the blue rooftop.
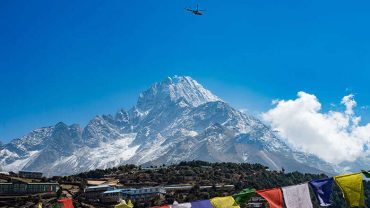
[102,188,136,194]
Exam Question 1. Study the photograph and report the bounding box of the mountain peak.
[136,76,220,111]
[0,76,337,176]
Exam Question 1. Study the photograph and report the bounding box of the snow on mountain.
[0,76,337,176]
[136,76,220,111]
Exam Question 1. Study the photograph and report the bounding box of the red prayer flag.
[58,198,74,208]
[256,188,283,208]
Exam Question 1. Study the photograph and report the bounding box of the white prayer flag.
[172,201,192,208]
[282,183,313,208]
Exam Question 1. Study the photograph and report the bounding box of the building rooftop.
[26,182,59,185]
[10,177,33,183]
[84,184,113,192]
[102,188,136,194]
[101,187,165,195]
[86,180,107,186]
[86,184,111,189]
[19,170,43,174]
[86,178,119,186]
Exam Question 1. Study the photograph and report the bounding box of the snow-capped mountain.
[0,76,336,176]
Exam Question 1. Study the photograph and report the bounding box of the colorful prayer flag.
[172,201,192,208]
[52,203,61,208]
[115,199,134,208]
[115,200,125,208]
[210,196,240,208]
[282,183,313,208]
[309,178,333,206]
[256,188,283,208]
[361,170,370,178]
[233,188,255,204]
[190,200,213,208]
[127,200,134,208]
[58,198,74,208]
[334,173,365,207]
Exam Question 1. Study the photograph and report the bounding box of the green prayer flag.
[233,188,256,204]
[361,170,370,178]
[52,203,61,208]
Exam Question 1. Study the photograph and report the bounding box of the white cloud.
[341,94,356,115]
[262,91,370,164]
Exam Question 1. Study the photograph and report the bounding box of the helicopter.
[185,4,205,15]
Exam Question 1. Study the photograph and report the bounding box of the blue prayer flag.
[309,178,334,206]
[191,200,213,208]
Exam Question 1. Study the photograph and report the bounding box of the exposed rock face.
[0,76,336,176]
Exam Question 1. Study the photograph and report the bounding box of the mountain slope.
[0,76,336,176]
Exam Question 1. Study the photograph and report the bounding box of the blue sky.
[1,0,370,142]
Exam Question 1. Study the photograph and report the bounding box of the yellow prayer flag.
[210,196,240,208]
[115,199,134,208]
[127,200,134,208]
[115,199,127,208]
[334,173,364,207]
[37,202,42,208]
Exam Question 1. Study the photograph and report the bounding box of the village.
[0,162,279,207]
[0,161,369,208]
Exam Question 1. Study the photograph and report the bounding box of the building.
[163,184,234,192]
[84,184,113,201]
[123,187,166,201]
[163,184,193,191]
[0,178,60,195]
[0,172,9,176]
[100,187,166,203]
[246,196,266,208]
[86,178,120,187]
[18,171,43,179]
[0,172,10,182]
[100,188,136,203]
